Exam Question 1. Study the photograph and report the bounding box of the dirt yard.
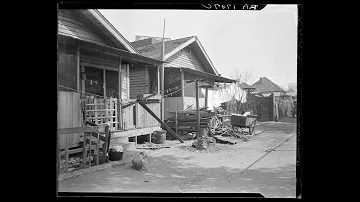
[58,118,297,197]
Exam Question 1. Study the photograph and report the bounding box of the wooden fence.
[122,99,161,130]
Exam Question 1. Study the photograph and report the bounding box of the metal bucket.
[153,130,167,144]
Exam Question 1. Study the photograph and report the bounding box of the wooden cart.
[230,114,258,135]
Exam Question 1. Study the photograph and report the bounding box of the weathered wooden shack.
[57,9,166,157]
[131,36,235,119]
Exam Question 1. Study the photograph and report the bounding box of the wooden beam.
[118,57,123,130]
[195,80,200,138]
[180,68,185,110]
[161,65,165,121]
[77,44,80,92]
[103,69,106,97]
[111,126,161,139]
[205,87,208,108]
[121,93,158,109]
[81,66,85,94]
[127,65,130,99]
[175,110,178,135]
[157,65,160,95]
[138,101,183,143]
[82,133,86,169]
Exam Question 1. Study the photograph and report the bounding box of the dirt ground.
[58,118,297,198]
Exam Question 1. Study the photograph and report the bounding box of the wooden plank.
[118,57,123,130]
[175,110,178,134]
[58,126,106,134]
[77,45,80,91]
[103,69,106,97]
[88,137,91,168]
[82,133,86,169]
[157,65,160,94]
[94,98,98,125]
[111,126,161,139]
[96,133,100,165]
[127,65,130,99]
[65,137,69,172]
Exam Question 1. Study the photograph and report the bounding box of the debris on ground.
[136,142,171,150]
[192,136,216,150]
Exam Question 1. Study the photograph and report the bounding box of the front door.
[84,66,104,97]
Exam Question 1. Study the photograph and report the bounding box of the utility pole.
[161,18,166,121]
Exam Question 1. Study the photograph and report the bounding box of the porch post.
[118,57,123,130]
[157,65,160,95]
[205,87,208,108]
[81,66,85,94]
[161,65,164,121]
[103,69,106,97]
[76,44,80,92]
[180,68,185,110]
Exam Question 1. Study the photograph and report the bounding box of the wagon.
[230,113,258,135]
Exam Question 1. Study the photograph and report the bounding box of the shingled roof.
[251,77,287,94]
[135,36,195,60]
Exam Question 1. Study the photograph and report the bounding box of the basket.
[108,151,123,161]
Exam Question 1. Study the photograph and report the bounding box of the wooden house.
[131,36,235,120]
[57,9,166,157]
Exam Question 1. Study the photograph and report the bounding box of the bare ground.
[58,118,297,197]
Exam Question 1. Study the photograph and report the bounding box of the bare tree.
[232,68,254,103]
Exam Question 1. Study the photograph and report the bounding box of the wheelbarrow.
[230,113,258,135]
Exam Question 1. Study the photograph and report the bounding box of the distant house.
[287,88,297,97]
[131,36,235,119]
[250,77,287,97]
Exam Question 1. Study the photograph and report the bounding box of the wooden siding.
[58,91,83,149]
[129,64,147,99]
[164,97,184,120]
[58,53,77,91]
[58,9,115,47]
[165,47,206,72]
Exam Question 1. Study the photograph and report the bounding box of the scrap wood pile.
[165,108,215,135]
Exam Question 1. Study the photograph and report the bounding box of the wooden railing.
[57,125,110,175]
[84,97,118,131]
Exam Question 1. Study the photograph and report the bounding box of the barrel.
[153,130,167,144]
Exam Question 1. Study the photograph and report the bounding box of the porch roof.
[180,67,235,83]
[79,39,166,66]
[59,35,166,66]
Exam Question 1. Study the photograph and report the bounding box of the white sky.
[99,4,298,88]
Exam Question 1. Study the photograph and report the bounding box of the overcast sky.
[99,4,298,88]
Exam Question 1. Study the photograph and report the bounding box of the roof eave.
[87,9,140,54]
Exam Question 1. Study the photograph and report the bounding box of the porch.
[57,34,164,174]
